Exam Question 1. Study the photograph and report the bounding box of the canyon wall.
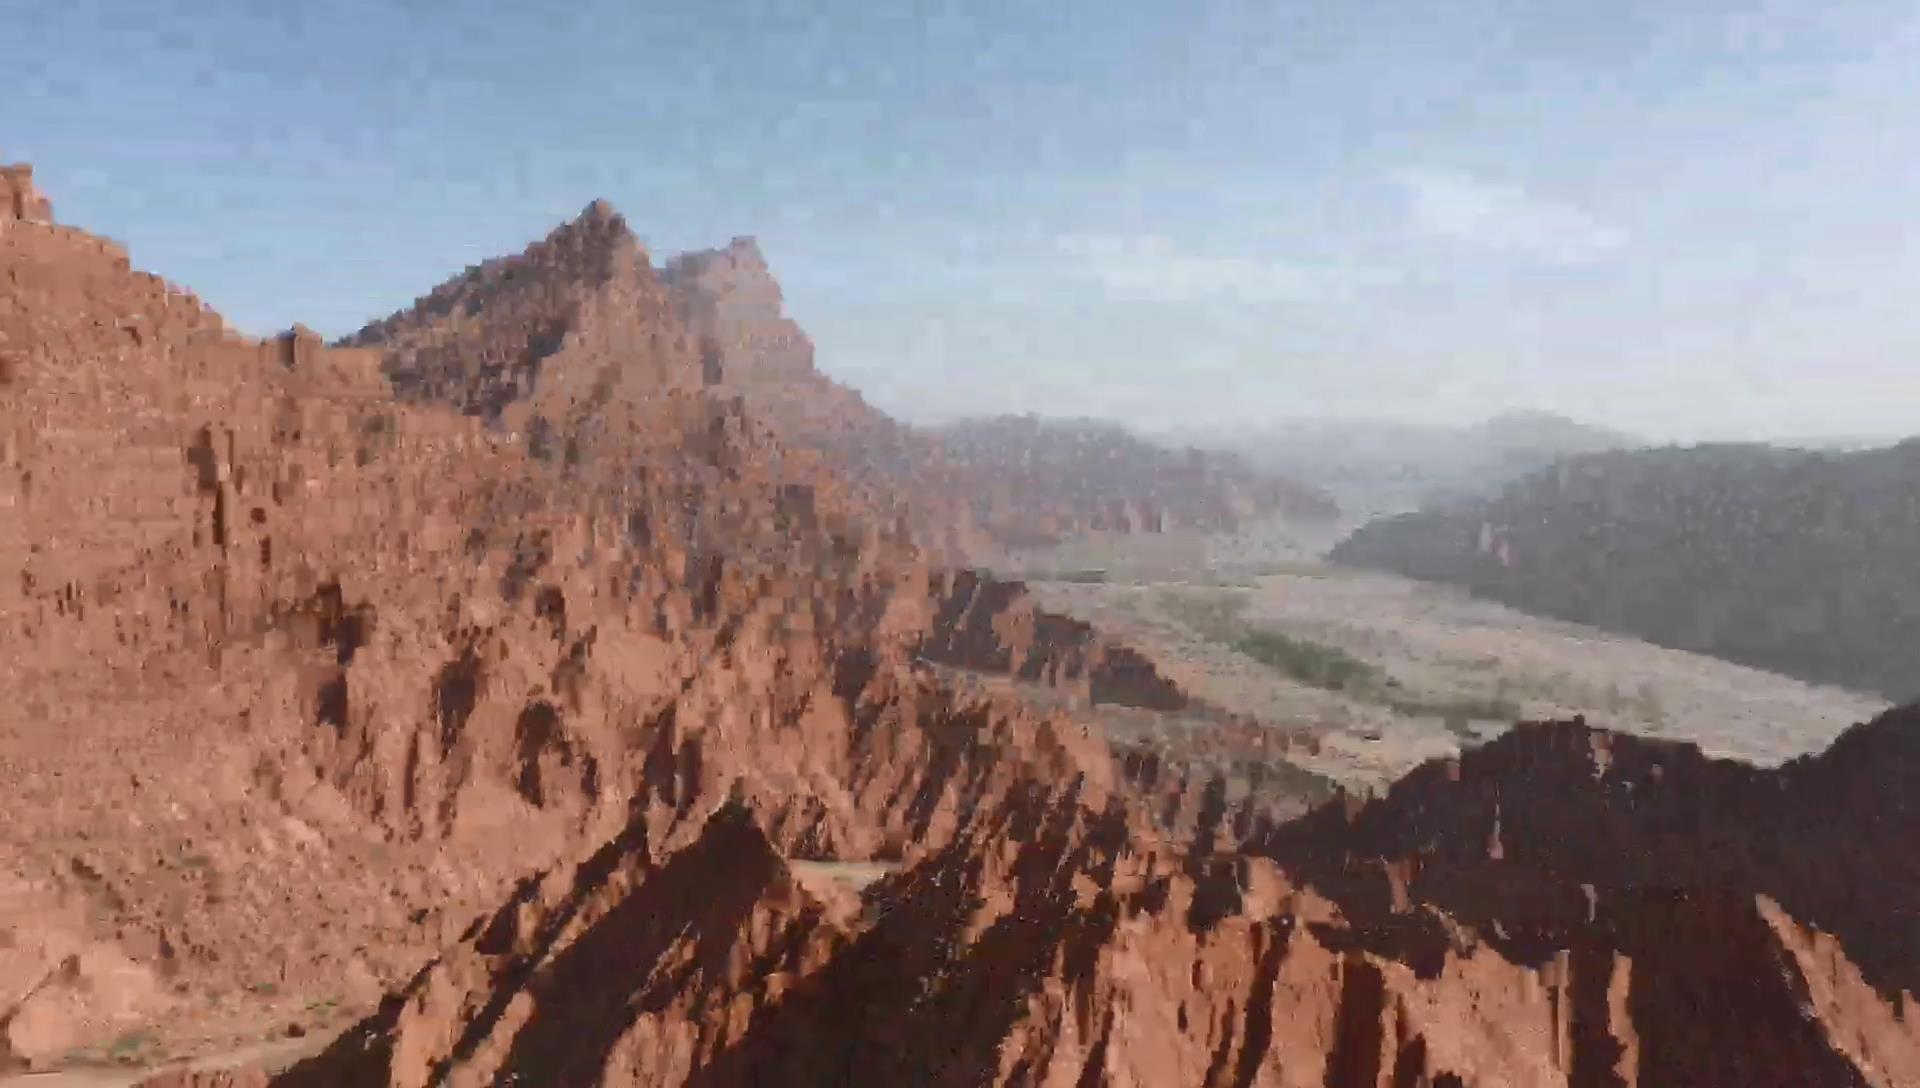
[2,162,1914,1087]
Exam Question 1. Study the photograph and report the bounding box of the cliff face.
[1255,710,1920,1087]
[660,236,986,563]
[342,201,691,421]
[1,200,537,1064]
[1332,443,1920,700]
[5,160,1916,1088]
[0,172,1191,1074]
[0,158,54,222]
[661,236,815,385]
[0,165,52,223]
[282,709,1920,1088]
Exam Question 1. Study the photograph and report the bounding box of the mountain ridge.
[1333,441,1920,700]
[3,159,1917,1087]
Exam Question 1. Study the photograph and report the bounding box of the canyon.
[1,161,1915,1087]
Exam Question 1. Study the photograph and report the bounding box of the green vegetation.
[1241,560,1343,579]
[108,1030,156,1064]
[1156,586,1527,730]
[1231,629,1380,693]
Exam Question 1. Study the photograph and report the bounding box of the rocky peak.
[663,235,788,330]
[719,234,767,266]
[340,199,681,418]
[662,235,811,385]
[348,201,643,347]
[0,157,54,223]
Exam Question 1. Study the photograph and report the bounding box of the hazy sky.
[13,0,1920,441]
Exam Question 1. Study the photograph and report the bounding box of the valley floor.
[1022,560,1887,791]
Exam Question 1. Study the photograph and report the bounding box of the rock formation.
[658,235,986,562]
[280,709,1920,1088]
[2,159,1916,1087]
[0,167,1197,1075]
[1,157,54,223]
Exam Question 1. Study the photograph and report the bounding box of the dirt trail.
[0,1031,332,1087]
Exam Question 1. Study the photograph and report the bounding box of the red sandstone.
[0,159,1913,1087]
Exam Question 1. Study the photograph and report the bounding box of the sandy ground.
[788,860,898,893]
[0,1030,333,1087]
[1027,562,1888,790]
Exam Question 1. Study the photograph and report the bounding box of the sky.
[12,0,1920,442]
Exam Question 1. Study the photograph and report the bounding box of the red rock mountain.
[1,163,1915,1087]
[280,710,1920,1088]
[0,171,1189,1073]
[343,212,1331,560]
[1,159,54,223]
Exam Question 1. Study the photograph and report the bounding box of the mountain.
[343,224,1333,562]
[659,238,1010,562]
[6,160,1919,1087]
[1333,441,1920,700]
[0,167,1187,1074]
[930,414,1340,549]
[1168,411,1641,521]
[283,709,1920,1088]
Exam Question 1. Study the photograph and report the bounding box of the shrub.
[1232,629,1380,692]
[1386,695,1524,734]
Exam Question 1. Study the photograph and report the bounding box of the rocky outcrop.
[6,160,1914,1088]
[270,706,1920,1088]
[1,157,53,223]
[1250,708,1920,1087]
[344,200,700,423]
[281,710,1920,1088]
[0,186,560,1069]
[662,236,814,385]
[662,236,985,563]
[0,169,1200,1074]
[918,568,1187,711]
[1333,442,1920,700]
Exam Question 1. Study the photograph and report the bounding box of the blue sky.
[12,0,1920,440]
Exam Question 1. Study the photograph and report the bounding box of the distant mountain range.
[1160,410,1643,520]
[1333,439,1920,701]
[925,414,1340,549]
